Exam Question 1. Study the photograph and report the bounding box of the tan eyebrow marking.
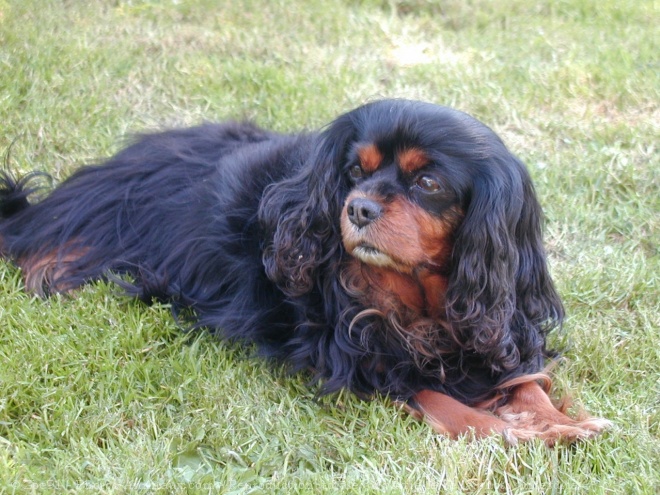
[398,148,429,173]
[357,144,383,173]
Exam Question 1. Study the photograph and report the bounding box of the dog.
[0,99,610,445]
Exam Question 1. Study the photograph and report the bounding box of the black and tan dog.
[0,99,610,445]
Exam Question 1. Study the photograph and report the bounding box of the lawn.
[0,0,658,493]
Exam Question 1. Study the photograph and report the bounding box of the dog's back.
[0,122,308,338]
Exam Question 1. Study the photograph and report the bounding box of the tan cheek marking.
[398,148,429,173]
[418,205,463,266]
[378,198,426,264]
[357,144,383,173]
[385,198,461,268]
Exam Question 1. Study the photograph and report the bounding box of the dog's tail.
[0,170,48,219]
[1,170,30,218]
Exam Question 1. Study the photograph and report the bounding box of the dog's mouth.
[350,243,397,268]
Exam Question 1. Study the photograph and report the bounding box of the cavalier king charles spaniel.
[0,99,609,445]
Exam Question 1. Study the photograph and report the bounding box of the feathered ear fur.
[445,154,564,373]
[259,116,357,298]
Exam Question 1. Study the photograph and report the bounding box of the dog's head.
[338,111,467,277]
[262,99,563,372]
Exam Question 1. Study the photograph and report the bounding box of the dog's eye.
[415,175,441,193]
[349,165,365,180]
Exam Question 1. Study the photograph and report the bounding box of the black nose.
[347,197,383,228]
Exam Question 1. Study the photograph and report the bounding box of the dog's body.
[0,100,609,444]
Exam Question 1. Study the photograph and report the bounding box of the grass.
[0,0,658,493]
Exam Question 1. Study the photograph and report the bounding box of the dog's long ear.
[259,116,357,298]
[445,154,564,372]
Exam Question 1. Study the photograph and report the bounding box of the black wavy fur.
[0,99,564,405]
